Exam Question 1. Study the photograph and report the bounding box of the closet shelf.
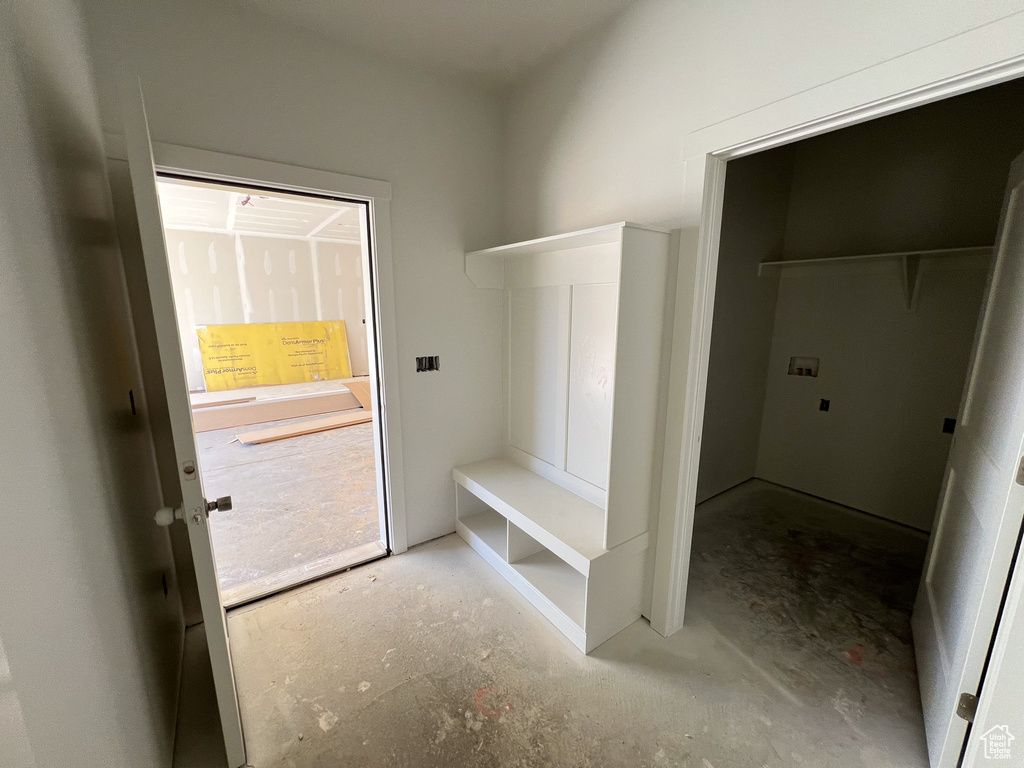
[757,245,992,310]
[757,245,991,275]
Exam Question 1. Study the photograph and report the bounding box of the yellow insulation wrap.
[196,321,353,391]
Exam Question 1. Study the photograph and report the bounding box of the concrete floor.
[185,479,932,768]
[196,417,382,604]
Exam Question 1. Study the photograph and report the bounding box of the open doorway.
[155,177,389,607]
[690,76,1024,764]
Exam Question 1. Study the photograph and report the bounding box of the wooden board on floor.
[236,410,372,445]
[191,396,257,409]
[345,379,373,412]
[192,391,360,432]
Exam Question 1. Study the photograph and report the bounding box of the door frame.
[105,136,409,555]
[650,53,1024,637]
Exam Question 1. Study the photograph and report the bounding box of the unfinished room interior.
[155,177,386,606]
[2,1,1024,768]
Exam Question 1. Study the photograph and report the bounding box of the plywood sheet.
[191,396,257,409]
[191,390,360,432]
[344,378,373,412]
[236,410,372,445]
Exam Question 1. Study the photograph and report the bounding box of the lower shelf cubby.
[453,460,648,653]
[507,520,586,628]
[509,548,587,630]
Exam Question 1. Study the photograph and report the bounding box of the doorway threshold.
[222,540,387,609]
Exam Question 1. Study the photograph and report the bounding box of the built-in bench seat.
[453,457,648,653]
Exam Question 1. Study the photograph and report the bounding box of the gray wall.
[0,0,182,764]
[782,79,1024,260]
[696,149,793,502]
[756,255,989,530]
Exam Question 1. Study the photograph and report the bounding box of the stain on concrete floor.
[196,417,380,596]
[221,479,930,768]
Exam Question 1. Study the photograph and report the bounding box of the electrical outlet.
[416,355,440,372]
[943,418,957,434]
[819,399,830,412]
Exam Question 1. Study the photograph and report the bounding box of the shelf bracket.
[902,254,922,311]
[466,252,504,289]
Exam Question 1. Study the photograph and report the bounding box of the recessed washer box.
[788,356,819,377]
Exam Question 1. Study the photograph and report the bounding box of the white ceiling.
[156,178,362,243]
[232,0,635,86]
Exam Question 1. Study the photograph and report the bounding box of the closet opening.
[692,76,1024,762]
[155,176,389,607]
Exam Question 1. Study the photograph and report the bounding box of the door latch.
[155,497,231,526]
[205,496,233,514]
[956,692,978,723]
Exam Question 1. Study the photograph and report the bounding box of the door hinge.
[1016,456,1024,486]
[957,692,978,723]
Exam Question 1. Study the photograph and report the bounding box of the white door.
[960,542,1024,766]
[913,149,1024,768]
[357,203,390,551]
[120,79,247,767]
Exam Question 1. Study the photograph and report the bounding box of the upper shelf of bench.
[465,221,670,289]
[453,458,606,575]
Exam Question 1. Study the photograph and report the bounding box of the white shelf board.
[455,522,588,652]
[510,550,586,629]
[453,458,606,575]
[467,222,668,259]
[458,510,507,558]
[465,222,670,288]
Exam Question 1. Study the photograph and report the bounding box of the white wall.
[82,0,505,547]
[696,149,792,502]
[317,240,370,377]
[505,0,1024,637]
[504,0,1024,240]
[165,230,241,391]
[0,0,182,765]
[756,255,989,531]
[165,229,370,391]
